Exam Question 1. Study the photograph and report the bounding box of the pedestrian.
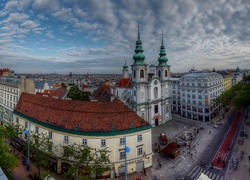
[143,168,146,176]
[217,157,220,164]
[211,162,213,169]
[222,161,225,169]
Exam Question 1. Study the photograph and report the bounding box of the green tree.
[29,132,58,178]
[0,126,18,178]
[67,86,90,101]
[61,143,110,180]
[61,83,67,88]
[232,82,250,109]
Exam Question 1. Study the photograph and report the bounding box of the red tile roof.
[35,87,66,99]
[0,68,10,76]
[117,78,132,88]
[92,84,111,101]
[15,93,149,132]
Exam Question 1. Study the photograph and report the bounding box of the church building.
[116,28,172,127]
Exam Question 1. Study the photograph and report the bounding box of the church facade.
[116,28,172,127]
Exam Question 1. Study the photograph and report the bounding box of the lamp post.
[23,122,30,171]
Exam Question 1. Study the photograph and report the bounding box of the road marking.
[190,166,201,179]
[181,156,185,160]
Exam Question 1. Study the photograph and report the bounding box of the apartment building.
[179,72,223,122]
[0,76,34,125]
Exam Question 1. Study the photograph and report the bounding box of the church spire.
[123,60,128,71]
[158,31,168,66]
[133,25,146,65]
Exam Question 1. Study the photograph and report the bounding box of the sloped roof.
[14,93,150,132]
[117,78,132,88]
[0,68,10,76]
[161,142,179,155]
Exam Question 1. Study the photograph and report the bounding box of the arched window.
[158,70,161,78]
[140,69,144,78]
[141,113,145,119]
[133,69,136,78]
[165,70,168,77]
[154,87,158,99]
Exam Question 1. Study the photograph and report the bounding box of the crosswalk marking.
[190,166,201,179]
[186,164,224,180]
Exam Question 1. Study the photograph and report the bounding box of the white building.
[179,72,223,121]
[13,93,152,178]
[0,76,34,125]
[116,29,172,127]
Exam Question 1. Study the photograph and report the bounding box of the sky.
[0,0,250,74]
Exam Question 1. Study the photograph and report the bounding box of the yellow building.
[216,71,233,91]
[13,93,152,178]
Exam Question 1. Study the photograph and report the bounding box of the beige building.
[0,76,34,125]
[13,93,152,178]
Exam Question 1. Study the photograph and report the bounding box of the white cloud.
[7,13,29,23]
[21,20,39,29]
[4,0,18,11]
[53,8,73,21]
[32,0,60,12]
[46,31,54,39]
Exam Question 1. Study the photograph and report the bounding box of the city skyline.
[0,0,250,74]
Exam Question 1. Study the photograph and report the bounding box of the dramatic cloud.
[0,0,249,74]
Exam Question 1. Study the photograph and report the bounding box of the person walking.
[211,162,213,169]
[144,168,147,176]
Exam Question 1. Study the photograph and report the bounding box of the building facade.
[13,93,152,178]
[0,76,34,125]
[179,72,223,122]
[116,29,172,127]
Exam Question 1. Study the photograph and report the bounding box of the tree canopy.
[61,143,111,180]
[0,126,18,178]
[67,85,90,101]
[216,75,250,109]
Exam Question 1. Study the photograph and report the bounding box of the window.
[137,134,142,142]
[120,138,125,146]
[140,69,144,78]
[35,126,39,134]
[120,151,125,160]
[133,69,136,78]
[154,87,158,99]
[82,139,87,146]
[165,70,168,77]
[64,136,69,143]
[48,132,53,139]
[158,70,161,78]
[25,121,28,128]
[154,105,158,113]
[16,117,19,124]
[101,139,106,147]
[137,147,143,156]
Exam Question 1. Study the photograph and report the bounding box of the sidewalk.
[225,119,250,180]
[11,147,61,180]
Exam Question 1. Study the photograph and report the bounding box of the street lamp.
[23,122,30,171]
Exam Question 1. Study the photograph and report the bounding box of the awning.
[152,115,161,120]
[0,167,8,180]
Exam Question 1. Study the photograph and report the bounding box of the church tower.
[156,32,172,123]
[122,61,129,78]
[131,26,148,120]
